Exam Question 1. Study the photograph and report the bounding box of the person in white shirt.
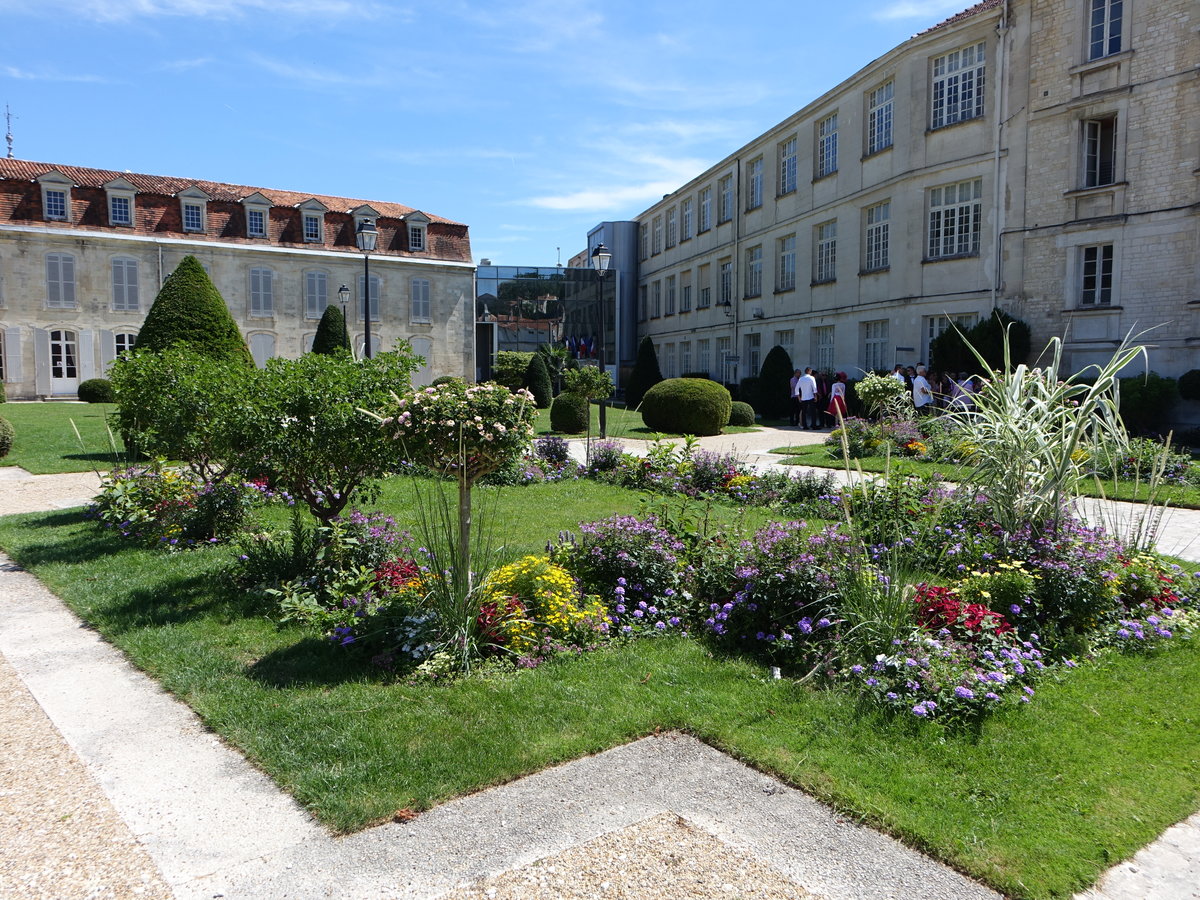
[798,367,819,428]
[912,365,933,413]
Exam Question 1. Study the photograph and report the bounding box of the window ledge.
[1064,305,1122,314]
[859,266,890,277]
[922,253,979,265]
[1063,181,1127,198]
[811,171,837,184]
[1069,49,1134,77]
[776,188,798,199]
[861,146,893,162]
[810,278,836,287]
[410,318,433,326]
[925,114,985,136]
[773,287,796,296]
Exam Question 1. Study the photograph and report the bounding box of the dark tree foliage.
[311,304,351,356]
[1178,369,1200,402]
[523,352,553,408]
[930,310,1031,374]
[756,345,795,419]
[136,256,253,367]
[624,336,664,410]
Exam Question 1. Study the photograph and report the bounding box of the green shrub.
[640,378,731,436]
[728,401,756,427]
[310,304,351,356]
[0,416,12,458]
[756,345,795,419]
[931,310,1031,373]
[493,351,534,391]
[550,391,589,434]
[624,336,663,409]
[1118,372,1178,434]
[136,256,253,367]
[431,375,465,388]
[1178,369,1200,402]
[77,378,116,404]
[523,353,553,408]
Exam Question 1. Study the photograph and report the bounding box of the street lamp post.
[590,242,612,438]
[337,283,350,353]
[356,220,378,359]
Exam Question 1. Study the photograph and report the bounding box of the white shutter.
[410,337,433,386]
[34,328,51,396]
[62,254,76,306]
[4,327,22,386]
[100,330,117,371]
[78,329,96,382]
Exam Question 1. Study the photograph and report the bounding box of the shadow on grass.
[0,513,127,567]
[247,636,389,688]
[96,572,262,633]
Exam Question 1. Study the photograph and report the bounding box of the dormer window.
[241,192,272,239]
[297,198,328,244]
[37,170,74,222]
[351,204,379,243]
[177,186,211,233]
[104,177,137,227]
[404,211,430,252]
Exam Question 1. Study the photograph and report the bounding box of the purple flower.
[954,686,975,700]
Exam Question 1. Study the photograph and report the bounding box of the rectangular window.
[816,113,839,178]
[718,176,733,223]
[638,285,648,321]
[717,336,732,380]
[1089,0,1123,60]
[814,221,837,284]
[925,313,975,362]
[652,280,662,318]
[697,338,710,377]
[411,278,432,320]
[114,332,136,357]
[814,325,835,372]
[408,225,426,251]
[698,263,711,308]
[665,275,676,316]
[1083,117,1117,187]
[745,245,763,297]
[862,319,889,372]
[641,224,650,260]
[652,216,663,254]
[747,157,763,209]
[719,261,732,305]
[663,343,676,379]
[699,187,713,231]
[867,81,894,154]
[1080,244,1114,306]
[358,274,381,321]
[680,341,692,375]
[250,267,274,316]
[183,203,204,232]
[927,178,982,259]
[44,189,67,221]
[666,208,677,248]
[931,41,986,129]
[46,253,76,308]
[305,271,328,319]
[681,198,693,241]
[111,258,139,311]
[864,201,891,271]
[247,208,267,237]
[110,195,132,226]
[680,270,692,313]
[778,234,796,291]
[744,332,761,377]
[775,329,795,363]
[303,214,323,243]
[779,136,798,195]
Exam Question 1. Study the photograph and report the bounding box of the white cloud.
[1,65,109,83]
[872,1,965,22]
[527,179,684,212]
[247,54,389,87]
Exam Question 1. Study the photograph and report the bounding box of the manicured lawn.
[774,443,1200,509]
[1,478,1198,899]
[534,403,759,438]
[0,402,127,474]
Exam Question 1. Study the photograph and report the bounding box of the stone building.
[0,159,474,399]
[627,0,1197,385]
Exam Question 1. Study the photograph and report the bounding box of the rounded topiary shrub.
[550,391,589,434]
[0,416,13,459]
[431,375,465,387]
[1178,369,1200,402]
[77,378,116,404]
[728,401,756,427]
[641,378,732,436]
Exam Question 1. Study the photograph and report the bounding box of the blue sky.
[3,0,975,267]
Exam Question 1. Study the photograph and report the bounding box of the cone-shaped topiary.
[550,391,589,434]
[0,416,12,458]
[641,378,732,436]
[757,345,794,419]
[624,336,663,410]
[137,256,253,366]
[523,352,553,408]
[311,304,352,356]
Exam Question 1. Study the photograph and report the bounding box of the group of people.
[891,364,978,413]
[789,367,849,429]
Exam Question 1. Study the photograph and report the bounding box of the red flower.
[375,558,420,591]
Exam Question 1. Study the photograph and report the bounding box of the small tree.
[757,345,795,419]
[624,336,663,410]
[136,256,253,367]
[523,353,553,408]
[564,365,614,463]
[931,310,1031,374]
[310,304,352,356]
[855,372,910,420]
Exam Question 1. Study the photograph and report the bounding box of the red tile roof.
[0,158,463,226]
[917,0,1004,36]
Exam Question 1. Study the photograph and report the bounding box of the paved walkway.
[1,448,1198,898]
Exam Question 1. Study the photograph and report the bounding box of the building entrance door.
[50,329,79,395]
